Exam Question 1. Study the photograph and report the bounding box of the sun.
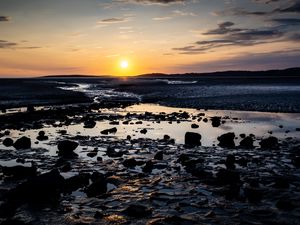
[120,60,129,69]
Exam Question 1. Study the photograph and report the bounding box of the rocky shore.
[0,102,300,225]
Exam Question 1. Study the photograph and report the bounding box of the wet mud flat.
[0,103,300,225]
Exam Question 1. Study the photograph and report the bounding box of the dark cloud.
[97,17,129,24]
[173,22,284,54]
[129,0,185,4]
[276,1,300,13]
[0,16,10,22]
[204,22,243,35]
[0,40,17,49]
[270,18,300,25]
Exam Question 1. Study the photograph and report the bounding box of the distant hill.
[40,67,300,79]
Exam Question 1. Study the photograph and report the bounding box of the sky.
[0,0,299,77]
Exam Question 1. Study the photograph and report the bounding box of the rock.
[106,146,123,158]
[273,176,289,189]
[163,135,170,140]
[0,219,31,225]
[2,138,13,147]
[191,123,199,129]
[85,177,107,197]
[13,137,31,150]
[203,118,208,123]
[142,161,154,173]
[211,117,221,127]
[217,132,235,148]
[259,136,279,149]
[101,127,117,135]
[292,156,300,168]
[225,155,236,170]
[94,211,104,219]
[1,166,37,179]
[83,119,96,128]
[240,133,246,138]
[244,187,262,203]
[140,128,147,134]
[27,105,35,112]
[216,169,240,185]
[123,158,138,168]
[239,136,254,149]
[123,204,152,218]
[2,169,65,217]
[57,140,79,158]
[154,151,163,160]
[37,131,48,141]
[64,173,90,194]
[276,199,295,210]
[184,132,201,147]
[87,151,98,158]
[109,121,119,125]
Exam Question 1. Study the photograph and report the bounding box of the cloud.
[0,40,17,49]
[125,0,186,4]
[152,16,172,20]
[270,18,300,25]
[0,16,11,22]
[173,21,285,54]
[97,17,129,24]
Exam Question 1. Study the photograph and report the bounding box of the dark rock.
[292,156,300,168]
[0,219,31,225]
[216,169,240,185]
[217,132,235,148]
[276,199,295,210]
[106,146,123,158]
[211,117,221,127]
[101,127,117,135]
[13,136,31,150]
[191,123,199,129]
[239,136,254,149]
[87,150,98,158]
[154,151,163,160]
[37,131,48,141]
[84,119,96,128]
[240,133,246,138]
[259,136,279,149]
[140,128,147,134]
[85,177,107,198]
[57,140,79,158]
[94,211,104,219]
[142,161,153,173]
[2,169,64,216]
[203,118,208,123]
[225,155,236,170]
[1,166,37,179]
[60,162,72,172]
[163,135,170,140]
[244,187,263,203]
[123,158,138,168]
[2,138,13,147]
[64,173,90,193]
[273,177,289,189]
[109,121,119,125]
[27,105,35,112]
[123,204,152,218]
[184,132,201,147]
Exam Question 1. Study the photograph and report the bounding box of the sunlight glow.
[120,60,129,69]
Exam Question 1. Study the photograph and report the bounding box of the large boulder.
[259,136,279,149]
[123,204,152,218]
[13,137,31,150]
[57,140,79,157]
[184,132,201,147]
[85,177,107,197]
[217,132,235,148]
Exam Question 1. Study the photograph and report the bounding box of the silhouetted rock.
[218,132,235,148]
[244,186,262,203]
[57,140,79,157]
[163,135,170,140]
[123,204,152,218]
[191,123,199,129]
[64,173,90,194]
[101,127,117,135]
[276,199,295,210]
[2,138,13,147]
[84,119,96,128]
[37,131,48,141]
[123,158,138,168]
[154,151,163,160]
[259,136,279,149]
[142,161,153,173]
[2,166,37,179]
[211,117,221,127]
[106,146,123,158]
[185,132,201,147]
[85,177,107,197]
[239,136,254,149]
[225,155,236,170]
[27,105,35,112]
[216,169,240,185]
[13,137,31,150]
[140,128,147,134]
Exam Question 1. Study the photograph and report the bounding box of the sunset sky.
[0,0,299,77]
